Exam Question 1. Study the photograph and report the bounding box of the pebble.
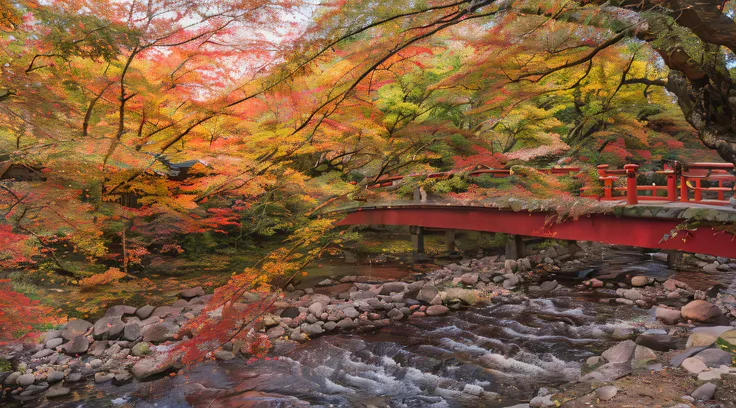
[691,382,716,401]
[596,385,618,401]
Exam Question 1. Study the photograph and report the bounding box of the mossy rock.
[716,330,736,355]
[132,342,152,356]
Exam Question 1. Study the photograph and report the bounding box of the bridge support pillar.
[505,235,526,260]
[445,229,456,253]
[411,226,431,263]
[667,251,684,269]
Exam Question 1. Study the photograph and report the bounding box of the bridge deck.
[337,200,736,258]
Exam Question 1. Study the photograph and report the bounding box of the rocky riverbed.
[1,242,736,407]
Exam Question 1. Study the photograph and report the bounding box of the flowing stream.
[23,250,736,408]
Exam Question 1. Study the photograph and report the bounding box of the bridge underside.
[338,206,736,259]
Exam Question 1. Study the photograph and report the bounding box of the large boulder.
[416,284,439,303]
[131,354,177,379]
[601,340,637,364]
[104,305,137,317]
[63,336,89,355]
[93,317,125,340]
[632,345,657,369]
[693,348,733,367]
[61,319,92,341]
[123,323,142,341]
[681,300,722,322]
[142,322,177,343]
[635,334,684,352]
[136,305,155,320]
[686,332,717,349]
[655,307,681,325]
[180,286,205,299]
[380,282,406,295]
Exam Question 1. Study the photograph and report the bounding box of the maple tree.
[0,0,733,343]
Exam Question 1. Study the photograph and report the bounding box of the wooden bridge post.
[597,165,612,199]
[624,164,639,205]
[667,252,683,269]
[505,235,526,260]
[445,229,456,254]
[410,226,430,262]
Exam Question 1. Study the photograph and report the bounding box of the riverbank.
[1,242,735,407]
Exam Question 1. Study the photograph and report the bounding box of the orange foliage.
[79,267,127,289]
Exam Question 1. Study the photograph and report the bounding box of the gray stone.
[602,340,637,364]
[686,332,717,348]
[136,305,155,320]
[64,336,90,355]
[635,334,683,352]
[426,305,449,316]
[46,370,64,383]
[308,302,326,317]
[66,372,82,382]
[417,284,439,303]
[112,372,133,386]
[387,308,404,320]
[691,382,716,401]
[460,273,479,286]
[105,305,137,317]
[540,280,558,292]
[46,385,70,398]
[4,372,20,385]
[61,319,92,340]
[502,275,520,289]
[596,385,618,401]
[670,346,709,368]
[694,348,733,367]
[32,349,54,359]
[123,323,141,341]
[93,317,125,340]
[336,318,358,329]
[214,350,235,360]
[45,338,64,349]
[94,372,115,383]
[581,356,607,375]
[267,326,286,338]
[681,357,708,374]
[463,383,483,396]
[529,395,554,407]
[142,322,177,343]
[633,346,657,369]
[180,286,205,299]
[171,299,189,308]
[655,307,681,325]
[342,306,360,319]
[579,362,631,383]
[380,282,406,295]
[131,354,177,379]
[151,306,179,319]
[87,340,108,356]
[16,373,35,386]
[301,323,324,336]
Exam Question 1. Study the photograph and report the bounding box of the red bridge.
[338,162,736,259]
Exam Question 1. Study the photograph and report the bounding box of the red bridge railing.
[580,162,736,206]
[365,162,736,206]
